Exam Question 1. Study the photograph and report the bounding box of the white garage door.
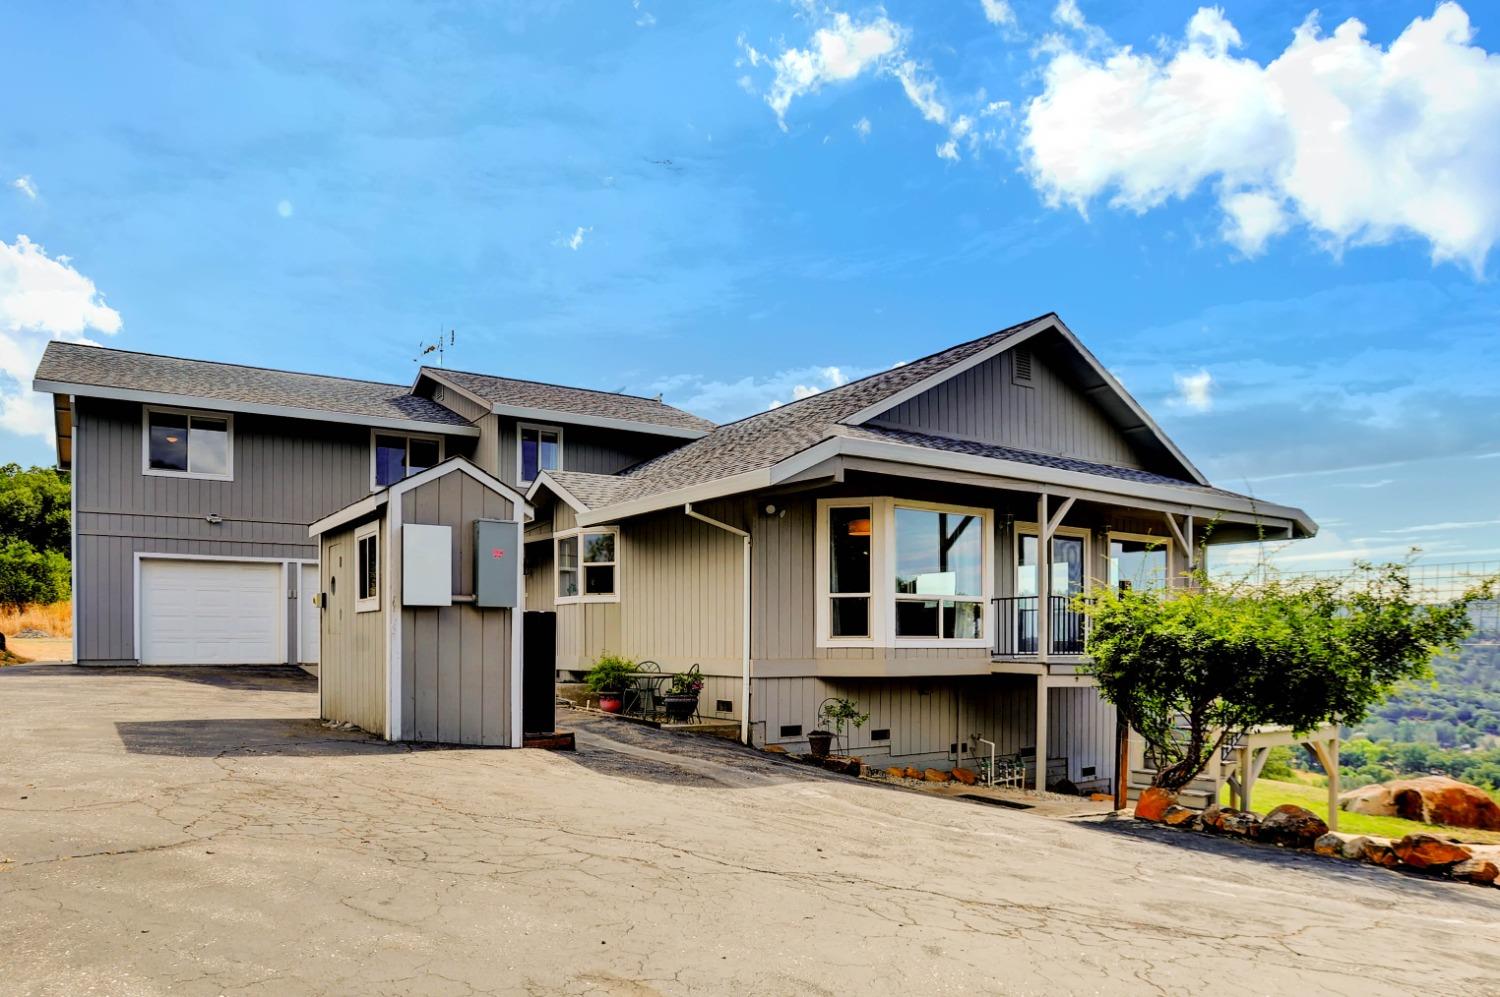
[139,559,284,665]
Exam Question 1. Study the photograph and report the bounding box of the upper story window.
[817,498,992,648]
[373,432,442,489]
[555,526,618,603]
[143,406,233,480]
[519,423,562,484]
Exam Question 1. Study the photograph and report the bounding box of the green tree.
[0,540,69,611]
[0,464,71,554]
[1082,562,1492,792]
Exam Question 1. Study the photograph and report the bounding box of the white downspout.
[684,502,752,746]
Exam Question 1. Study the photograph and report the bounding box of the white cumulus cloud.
[740,5,980,160]
[559,226,591,251]
[1022,2,1500,272]
[0,235,122,439]
[980,0,1016,29]
[1170,368,1214,413]
[854,116,871,138]
[12,176,38,200]
[653,363,867,423]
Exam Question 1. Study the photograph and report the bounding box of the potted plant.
[810,697,869,757]
[584,652,636,714]
[663,664,704,723]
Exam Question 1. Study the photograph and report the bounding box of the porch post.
[1034,674,1048,791]
[1037,493,1051,663]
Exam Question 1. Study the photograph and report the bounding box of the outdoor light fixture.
[847,518,872,537]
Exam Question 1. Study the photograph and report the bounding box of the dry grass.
[0,601,72,638]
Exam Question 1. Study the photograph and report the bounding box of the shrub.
[0,540,69,612]
[584,652,636,693]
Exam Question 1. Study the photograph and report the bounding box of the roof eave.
[34,379,481,438]
[575,434,1317,538]
[488,403,709,439]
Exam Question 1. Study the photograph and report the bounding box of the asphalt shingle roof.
[584,314,1049,503]
[433,368,714,434]
[37,342,471,427]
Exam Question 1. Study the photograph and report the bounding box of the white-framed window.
[1014,523,1092,598]
[372,430,443,489]
[518,422,562,485]
[555,526,618,603]
[355,522,380,613]
[1108,531,1171,592]
[142,406,233,481]
[816,498,992,649]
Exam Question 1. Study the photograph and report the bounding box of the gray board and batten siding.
[72,395,474,665]
[397,472,518,745]
[317,463,522,745]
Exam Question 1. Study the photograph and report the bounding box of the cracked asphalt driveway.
[1,665,1497,996]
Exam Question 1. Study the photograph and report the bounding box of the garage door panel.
[140,559,283,665]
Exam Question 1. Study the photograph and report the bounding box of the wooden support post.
[1036,493,1051,663]
[1034,674,1048,791]
[1308,735,1341,833]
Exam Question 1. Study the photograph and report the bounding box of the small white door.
[299,563,320,664]
[139,559,283,665]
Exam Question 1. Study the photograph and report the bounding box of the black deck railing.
[991,595,1088,657]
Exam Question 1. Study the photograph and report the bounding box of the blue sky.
[2,0,1498,570]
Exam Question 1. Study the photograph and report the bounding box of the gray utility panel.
[474,519,520,608]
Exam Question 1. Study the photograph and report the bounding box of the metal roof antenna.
[415,329,457,367]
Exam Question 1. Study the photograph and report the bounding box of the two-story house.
[35,313,1315,797]
[33,343,710,669]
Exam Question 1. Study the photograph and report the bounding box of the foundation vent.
[779,724,803,738]
[870,728,890,741]
[715,699,732,713]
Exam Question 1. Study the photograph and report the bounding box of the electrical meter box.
[474,519,520,608]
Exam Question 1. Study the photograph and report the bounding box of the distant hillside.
[1353,601,1500,749]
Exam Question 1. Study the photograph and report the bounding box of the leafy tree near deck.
[0,464,71,611]
[1081,563,1494,792]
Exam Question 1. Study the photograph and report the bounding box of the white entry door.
[299,563,320,665]
[139,558,283,665]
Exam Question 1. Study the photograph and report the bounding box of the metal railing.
[991,595,1088,657]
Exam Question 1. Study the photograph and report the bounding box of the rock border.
[1134,788,1500,888]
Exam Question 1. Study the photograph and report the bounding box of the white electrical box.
[403,524,453,606]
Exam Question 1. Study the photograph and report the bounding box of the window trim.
[816,497,993,650]
[1013,521,1093,596]
[370,429,445,492]
[141,405,235,481]
[1106,530,1173,592]
[554,525,619,604]
[517,421,564,487]
[354,521,380,613]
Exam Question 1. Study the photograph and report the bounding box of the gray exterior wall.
[495,416,679,489]
[319,516,387,735]
[541,497,746,723]
[752,674,1116,786]
[398,472,516,746]
[72,395,472,665]
[869,346,1148,470]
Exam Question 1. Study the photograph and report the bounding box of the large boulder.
[1257,804,1329,849]
[1392,833,1473,871]
[1340,776,1500,831]
[1360,837,1402,868]
[1451,847,1500,886]
[1314,832,1363,859]
[1134,787,1178,822]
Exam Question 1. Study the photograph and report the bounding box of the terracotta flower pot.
[599,693,624,714]
[808,730,834,757]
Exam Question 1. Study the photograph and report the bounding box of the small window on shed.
[1012,348,1034,386]
[355,523,379,613]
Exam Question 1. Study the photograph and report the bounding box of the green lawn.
[1219,778,1500,845]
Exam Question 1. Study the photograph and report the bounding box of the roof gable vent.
[1012,348,1034,386]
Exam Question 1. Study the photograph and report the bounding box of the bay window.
[817,498,991,647]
